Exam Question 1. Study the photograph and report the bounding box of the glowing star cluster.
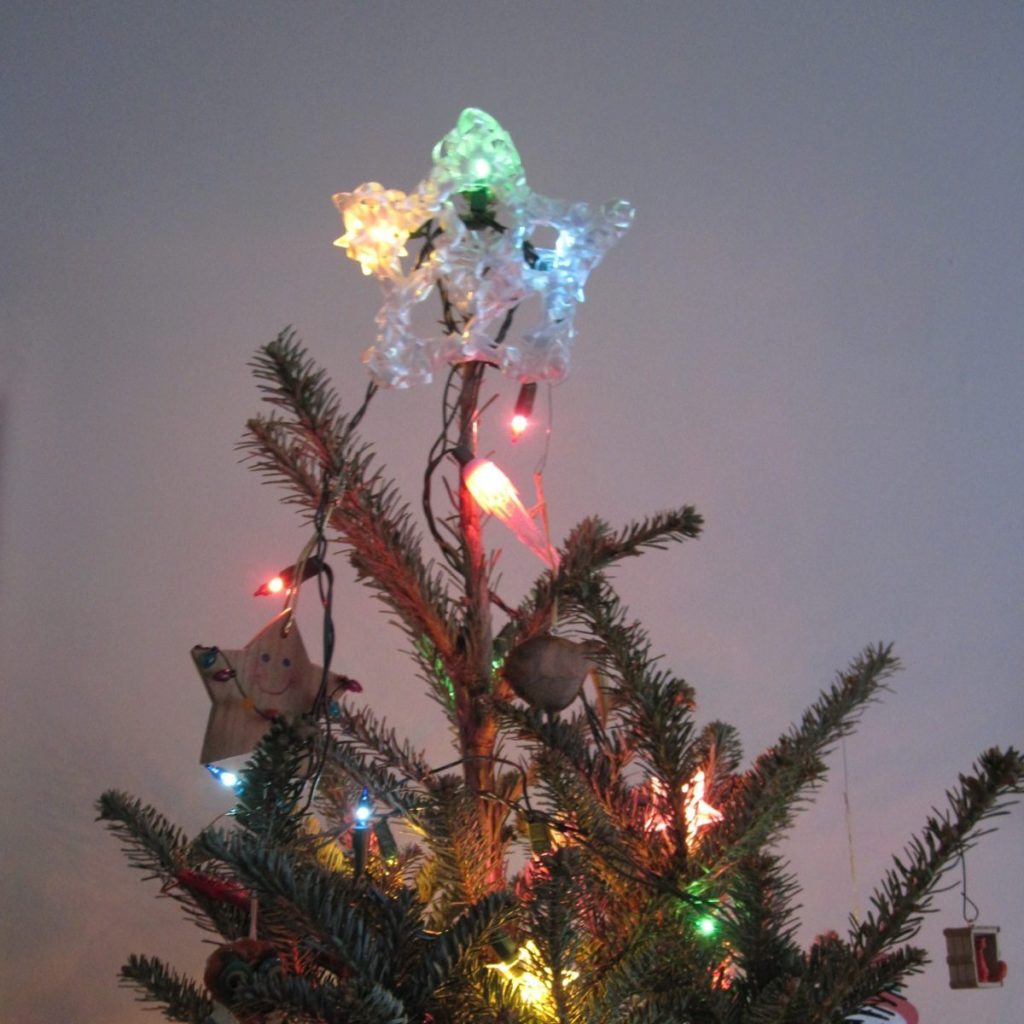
[333,108,634,387]
[682,769,723,840]
[646,769,723,845]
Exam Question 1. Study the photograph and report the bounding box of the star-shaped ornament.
[333,108,634,387]
[192,610,360,764]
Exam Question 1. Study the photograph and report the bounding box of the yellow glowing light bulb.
[485,940,577,1008]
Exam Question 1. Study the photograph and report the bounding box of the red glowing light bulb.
[253,556,328,597]
[509,382,538,441]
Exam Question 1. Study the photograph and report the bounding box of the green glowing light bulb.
[696,916,717,937]
[432,108,525,196]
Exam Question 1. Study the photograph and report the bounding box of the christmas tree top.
[98,108,1022,1024]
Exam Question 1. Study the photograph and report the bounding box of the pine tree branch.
[96,791,190,879]
[555,574,699,863]
[708,644,899,873]
[412,775,503,925]
[330,702,434,785]
[850,746,1023,964]
[720,852,803,1013]
[197,827,386,978]
[494,700,653,895]
[515,508,702,638]
[246,971,408,1024]
[324,738,427,821]
[411,890,512,996]
[119,954,212,1023]
[96,791,249,938]
[200,826,508,1021]
[240,331,458,669]
[233,717,315,846]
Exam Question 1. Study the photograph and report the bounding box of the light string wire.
[296,477,340,816]
[841,737,862,923]
[959,846,980,924]
[321,746,704,905]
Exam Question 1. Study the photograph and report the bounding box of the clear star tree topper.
[333,108,634,387]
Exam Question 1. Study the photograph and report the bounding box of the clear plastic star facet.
[333,108,634,387]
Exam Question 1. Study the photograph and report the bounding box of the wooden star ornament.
[192,610,361,764]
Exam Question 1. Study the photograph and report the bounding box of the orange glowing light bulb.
[464,458,521,518]
[462,457,558,569]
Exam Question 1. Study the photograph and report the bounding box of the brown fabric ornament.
[503,635,600,713]
[204,938,282,1014]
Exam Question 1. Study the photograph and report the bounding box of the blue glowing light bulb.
[355,787,372,827]
[205,764,239,790]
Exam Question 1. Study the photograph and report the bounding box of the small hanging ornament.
[943,848,1008,988]
[192,610,361,764]
[503,634,599,713]
[170,867,251,910]
[203,938,283,1024]
[944,925,1007,989]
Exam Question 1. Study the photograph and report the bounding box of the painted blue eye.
[261,653,270,663]
[282,657,292,668]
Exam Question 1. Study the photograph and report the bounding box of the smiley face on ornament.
[193,610,361,764]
